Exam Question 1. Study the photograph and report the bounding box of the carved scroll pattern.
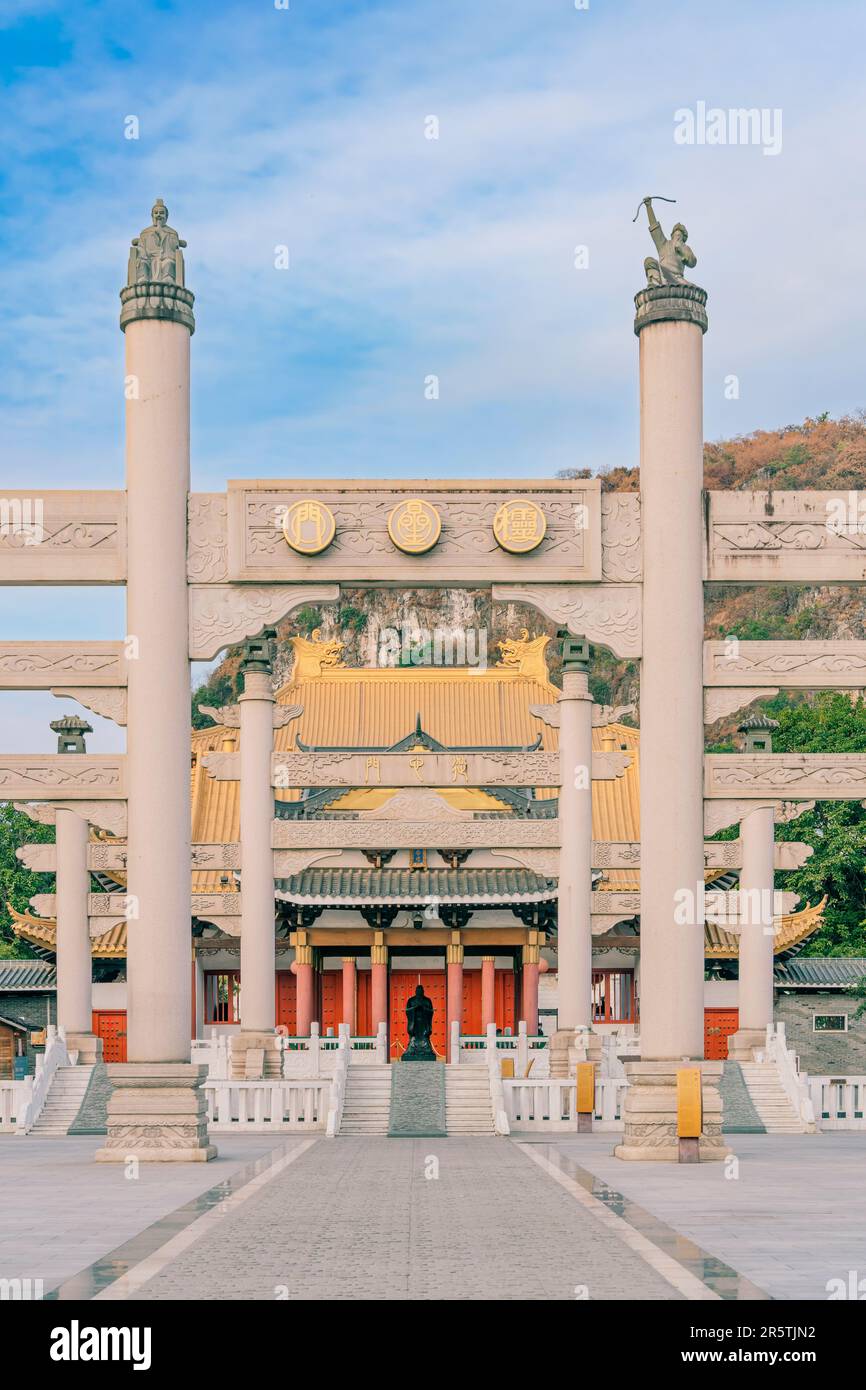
[493,584,641,659]
[189,584,339,660]
[601,493,641,582]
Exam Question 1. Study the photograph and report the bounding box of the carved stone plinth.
[229,1032,282,1079]
[66,1032,103,1066]
[614,1060,729,1163]
[94,1063,216,1163]
[549,1027,600,1077]
[726,1028,766,1062]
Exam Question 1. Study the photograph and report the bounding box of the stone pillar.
[550,635,593,1077]
[295,944,314,1036]
[480,955,496,1032]
[728,804,776,1060]
[98,202,214,1162]
[55,806,101,1064]
[522,943,540,1036]
[371,939,388,1035]
[616,269,726,1161]
[341,958,357,1034]
[446,942,464,1062]
[231,633,280,1080]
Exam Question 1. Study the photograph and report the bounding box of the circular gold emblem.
[387,498,441,554]
[493,499,547,554]
[282,499,336,555]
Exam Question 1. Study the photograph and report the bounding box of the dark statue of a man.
[403,985,436,1061]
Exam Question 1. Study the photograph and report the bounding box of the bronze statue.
[127,200,187,287]
[637,196,697,287]
[403,984,436,1060]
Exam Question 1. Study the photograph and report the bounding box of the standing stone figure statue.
[127,199,187,286]
[403,985,436,1061]
[638,196,697,287]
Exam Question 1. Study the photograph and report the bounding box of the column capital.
[120,282,195,333]
[371,943,388,965]
[446,943,464,965]
[634,283,707,335]
[523,943,540,965]
[295,944,313,966]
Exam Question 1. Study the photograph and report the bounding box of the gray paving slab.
[549,1130,866,1301]
[132,1137,684,1301]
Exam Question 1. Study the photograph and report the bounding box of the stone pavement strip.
[129,1137,686,1301]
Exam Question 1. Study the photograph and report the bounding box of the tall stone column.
[341,958,357,1034]
[98,201,214,1162]
[550,635,593,1076]
[52,715,102,1064]
[522,943,540,1036]
[371,939,388,1036]
[728,719,778,1059]
[446,941,464,1061]
[295,944,315,1036]
[616,233,725,1161]
[231,633,280,1079]
[480,955,496,1032]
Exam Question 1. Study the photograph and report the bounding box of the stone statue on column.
[127,199,187,286]
[637,197,698,287]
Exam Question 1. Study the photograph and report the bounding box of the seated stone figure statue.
[127,199,187,286]
[403,985,436,1061]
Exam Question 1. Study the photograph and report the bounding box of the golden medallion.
[492,499,546,554]
[387,498,441,554]
[282,499,336,555]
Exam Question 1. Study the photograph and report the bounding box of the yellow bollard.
[576,1061,595,1133]
[677,1066,702,1162]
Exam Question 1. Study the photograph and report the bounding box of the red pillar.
[522,948,539,1036]
[481,955,496,1032]
[446,945,464,1061]
[342,957,357,1034]
[371,942,388,1035]
[295,949,314,1036]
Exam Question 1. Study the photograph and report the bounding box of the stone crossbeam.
[0,756,125,799]
[0,642,127,688]
[201,749,632,788]
[705,753,866,799]
[704,639,866,687]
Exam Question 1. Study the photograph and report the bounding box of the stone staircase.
[445,1066,495,1135]
[737,1061,807,1133]
[340,1065,393,1135]
[30,1065,93,1136]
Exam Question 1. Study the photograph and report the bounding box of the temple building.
[8,630,824,1065]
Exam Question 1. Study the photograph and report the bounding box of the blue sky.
[2,0,866,750]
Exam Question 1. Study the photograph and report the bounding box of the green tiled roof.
[774,957,866,988]
[275,867,557,906]
[0,959,57,991]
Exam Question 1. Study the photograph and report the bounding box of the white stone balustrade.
[204,1078,329,1131]
[502,1076,627,1132]
[808,1077,866,1130]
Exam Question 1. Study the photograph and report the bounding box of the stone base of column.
[549,1028,599,1077]
[66,1032,103,1065]
[726,1028,766,1062]
[229,1032,282,1079]
[94,1063,216,1163]
[614,1060,730,1163]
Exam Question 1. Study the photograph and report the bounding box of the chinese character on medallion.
[282,499,336,555]
[387,499,441,554]
[492,499,547,553]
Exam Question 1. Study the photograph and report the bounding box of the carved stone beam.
[591,840,641,869]
[705,640,866,687]
[706,489,866,583]
[591,892,641,916]
[489,849,559,878]
[0,491,126,584]
[14,799,127,836]
[702,840,814,871]
[703,799,814,835]
[204,749,629,788]
[272,849,343,876]
[52,688,127,726]
[705,753,866,799]
[704,688,778,725]
[531,702,637,730]
[493,584,641,659]
[198,701,303,730]
[0,642,127,689]
[271,818,561,850]
[0,757,125,800]
[189,584,340,660]
[591,914,638,936]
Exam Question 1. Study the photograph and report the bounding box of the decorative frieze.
[601,493,642,582]
[704,799,814,835]
[187,494,229,584]
[198,701,302,730]
[225,479,602,585]
[0,642,126,689]
[703,687,778,724]
[189,584,339,660]
[14,799,127,835]
[0,491,126,584]
[493,583,641,659]
[704,639,866,687]
[0,756,125,799]
[271,813,560,850]
[706,490,866,583]
[705,753,866,799]
[205,748,630,789]
[52,687,128,726]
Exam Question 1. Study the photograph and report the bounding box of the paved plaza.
[2,1131,864,1301]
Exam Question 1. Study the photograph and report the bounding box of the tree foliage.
[0,804,54,958]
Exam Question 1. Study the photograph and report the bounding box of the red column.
[522,947,539,1036]
[342,957,357,1034]
[481,955,496,1032]
[371,942,388,1035]
[295,949,314,1036]
[446,945,464,1061]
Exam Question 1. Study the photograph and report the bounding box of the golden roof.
[6,903,126,958]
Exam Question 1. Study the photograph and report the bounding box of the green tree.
[0,804,55,958]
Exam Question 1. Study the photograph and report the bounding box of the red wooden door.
[390,970,447,1059]
[319,970,343,1037]
[461,969,516,1034]
[704,1008,739,1061]
[92,1010,127,1063]
[462,971,482,1034]
[275,971,297,1033]
[356,970,372,1036]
